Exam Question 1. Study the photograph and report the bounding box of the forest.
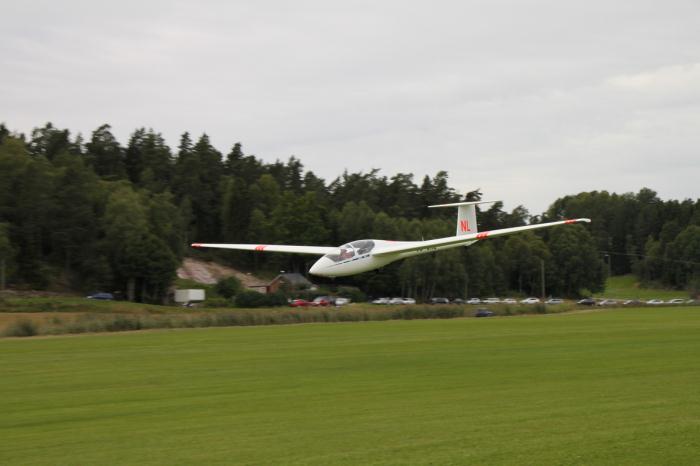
[0,122,698,303]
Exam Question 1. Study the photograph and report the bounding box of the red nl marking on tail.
[459,219,470,232]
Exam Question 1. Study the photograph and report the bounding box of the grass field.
[2,308,700,465]
[596,274,689,300]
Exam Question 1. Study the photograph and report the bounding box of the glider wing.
[191,243,339,256]
[373,218,591,257]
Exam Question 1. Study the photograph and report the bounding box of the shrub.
[203,297,232,308]
[234,291,278,308]
[235,290,267,308]
[215,277,243,299]
[3,319,38,337]
[266,292,288,306]
[104,315,142,332]
[234,290,286,308]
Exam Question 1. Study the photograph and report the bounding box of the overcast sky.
[2,0,699,214]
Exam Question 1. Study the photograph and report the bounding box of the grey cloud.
[2,1,699,213]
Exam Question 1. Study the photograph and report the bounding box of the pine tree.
[85,124,126,180]
[0,223,16,289]
[28,122,71,160]
[49,153,101,279]
[220,176,251,242]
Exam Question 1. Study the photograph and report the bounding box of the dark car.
[86,292,114,300]
[577,298,596,306]
[474,308,494,317]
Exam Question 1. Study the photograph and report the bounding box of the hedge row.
[1,303,577,337]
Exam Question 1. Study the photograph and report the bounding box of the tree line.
[0,122,698,302]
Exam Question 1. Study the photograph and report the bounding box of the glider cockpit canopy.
[325,239,376,262]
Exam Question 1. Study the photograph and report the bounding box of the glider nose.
[309,257,333,276]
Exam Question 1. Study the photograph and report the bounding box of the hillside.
[177,258,269,290]
[596,274,689,300]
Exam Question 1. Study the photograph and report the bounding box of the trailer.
[174,289,206,304]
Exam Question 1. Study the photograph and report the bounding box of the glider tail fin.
[428,200,498,237]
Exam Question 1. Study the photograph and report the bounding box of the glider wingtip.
[564,218,591,225]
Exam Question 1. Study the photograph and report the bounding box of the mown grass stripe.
[1,307,699,465]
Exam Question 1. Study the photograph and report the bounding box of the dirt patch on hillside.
[177,258,268,289]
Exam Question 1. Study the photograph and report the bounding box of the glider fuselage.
[308,239,475,277]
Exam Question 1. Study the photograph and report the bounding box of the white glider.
[192,200,590,277]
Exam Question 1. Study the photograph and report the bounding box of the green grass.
[2,308,700,465]
[597,274,689,300]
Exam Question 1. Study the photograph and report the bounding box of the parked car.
[431,297,450,304]
[667,298,686,304]
[371,297,390,304]
[474,308,495,317]
[334,297,350,306]
[597,299,617,306]
[482,297,500,304]
[402,298,416,305]
[520,297,540,304]
[451,298,465,305]
[545,298,563,304]
[389,297,405,305]
[577,298,596,306]
[312,296,331,306]
[290,299,312,307]
[646,299,664,305]
[86,292,114,300]
[501,298,517,304]
[466,298,481,305]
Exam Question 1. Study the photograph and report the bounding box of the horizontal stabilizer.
[427,200,498,209]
